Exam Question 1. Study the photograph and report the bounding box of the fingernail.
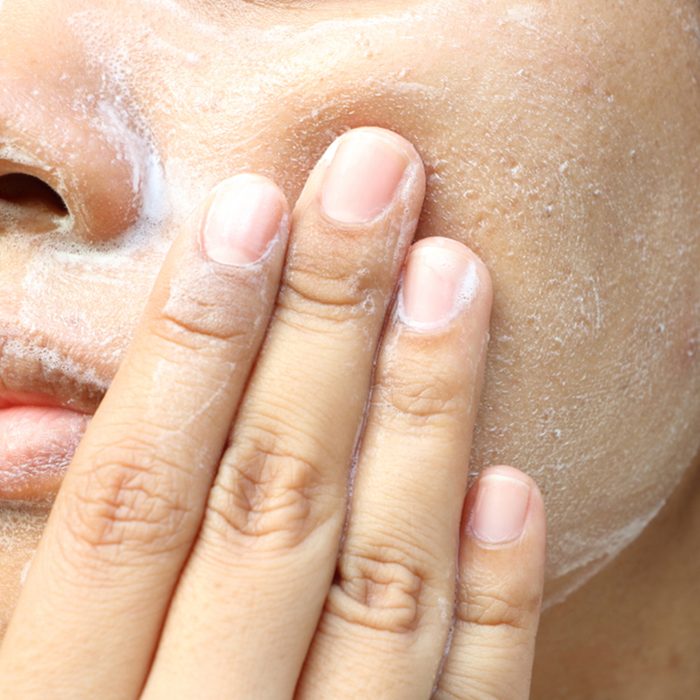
[468,473,531,545]
[399,238,479,329]
[201,175,286,266]
[321,131,409,224]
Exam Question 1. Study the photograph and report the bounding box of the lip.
[0,405,90,502]
[0,327,108,503]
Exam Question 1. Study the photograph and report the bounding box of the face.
[1,0,698,627]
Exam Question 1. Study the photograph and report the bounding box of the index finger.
[0,175,290,700]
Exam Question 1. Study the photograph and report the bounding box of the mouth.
[0,327,110,503]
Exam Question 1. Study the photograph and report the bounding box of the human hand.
[0,127,546,699]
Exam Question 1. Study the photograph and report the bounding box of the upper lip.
[0,324,110,414]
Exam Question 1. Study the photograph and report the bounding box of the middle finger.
[144,128,426,699]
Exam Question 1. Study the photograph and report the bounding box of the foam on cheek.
[68,2,686,614]
[541,500,670,611]
[59,0,449,238]
[3,0,697,614]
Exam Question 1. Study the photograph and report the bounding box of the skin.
[0,131,547,698]
[0,0,698,695]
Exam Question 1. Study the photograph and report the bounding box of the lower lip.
[0,406,90,502]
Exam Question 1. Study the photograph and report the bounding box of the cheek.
[676,289,700,375]
[470,281,700,606]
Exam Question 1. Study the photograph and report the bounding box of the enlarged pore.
[0,172,69,235]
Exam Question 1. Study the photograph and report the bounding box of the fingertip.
[396,237,493,332]
[486,465,547,543]
[478,464,534,487]
[456,464,546,629]
[206,173,290,219]
[200,173,290,267]
[341,126,426,183]
[408,236,493,316]
[462,465,546,550]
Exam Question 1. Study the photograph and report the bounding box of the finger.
[296,239,493,699]
[0,175,291,700]
[434,466,546,700]
[143,127,426,699]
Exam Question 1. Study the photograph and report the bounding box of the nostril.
[2,71,170,242]
[0,172,70,234]
[0,173,68,214]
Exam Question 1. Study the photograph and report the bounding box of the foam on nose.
[0,72,168,245]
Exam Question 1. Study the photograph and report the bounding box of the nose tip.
[0,75,158,243]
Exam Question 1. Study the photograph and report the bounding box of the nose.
[0,67,151,243]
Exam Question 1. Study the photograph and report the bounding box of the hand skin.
[0,129,546,699]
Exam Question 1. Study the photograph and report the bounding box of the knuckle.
[151,289,253,355]
[279,262,380,326]
[205,435,335,551]
[326,543,430,634]
[437,672,521,700]
[66,442,193,562]
[373,364,463,426]
[456,585,540,634]
[149,270,266,351]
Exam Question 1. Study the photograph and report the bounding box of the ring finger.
[297,238,493,698]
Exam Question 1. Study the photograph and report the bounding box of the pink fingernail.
[201,174,286,266]
[398,237,479,329]
[468,473,531,545]
[321,131,409,224]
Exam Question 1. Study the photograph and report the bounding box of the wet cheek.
[675,293,700,376]
[2,0,697,617]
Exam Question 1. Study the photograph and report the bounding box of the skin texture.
[0,0,698,695]
[0,133,547,699]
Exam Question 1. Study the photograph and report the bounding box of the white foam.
[542,492,671,610]
[0,338,108,396]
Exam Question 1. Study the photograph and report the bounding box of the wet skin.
[0,0,699,696]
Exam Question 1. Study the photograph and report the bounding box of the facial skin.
[0,0,698,643]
